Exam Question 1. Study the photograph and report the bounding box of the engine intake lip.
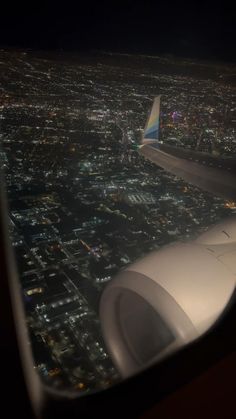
[100,270,196,378]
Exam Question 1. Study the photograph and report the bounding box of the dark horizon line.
[1,43,236,67]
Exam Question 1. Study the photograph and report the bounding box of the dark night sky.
[0,1,236,62]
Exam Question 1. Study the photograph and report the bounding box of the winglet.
[142,96,161,144]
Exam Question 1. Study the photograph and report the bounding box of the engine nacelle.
[100,217,236,378]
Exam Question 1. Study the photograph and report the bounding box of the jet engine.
[100,217,236,378]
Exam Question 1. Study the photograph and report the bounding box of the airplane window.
[1,49,236,395]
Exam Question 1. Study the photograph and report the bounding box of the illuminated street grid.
[1,50,236,392]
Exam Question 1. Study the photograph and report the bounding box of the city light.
[1,49,235,392]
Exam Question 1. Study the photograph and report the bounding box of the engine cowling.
[100,217,236,378]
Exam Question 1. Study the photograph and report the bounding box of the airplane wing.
[139,143,236,200]
[140,96,236,201]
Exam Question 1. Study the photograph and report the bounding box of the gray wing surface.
[139,144,236,200]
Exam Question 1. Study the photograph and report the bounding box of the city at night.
[1,2,236,418]
[1,49,236,392]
